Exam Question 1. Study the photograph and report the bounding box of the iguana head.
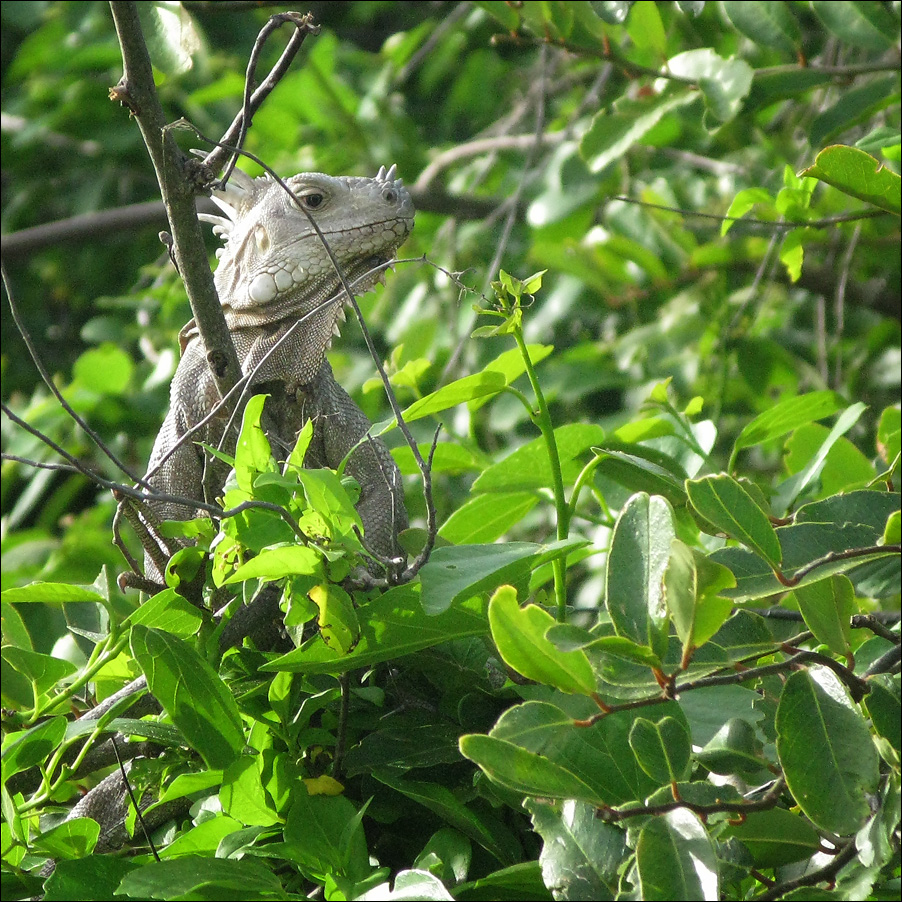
[199,165,414,335]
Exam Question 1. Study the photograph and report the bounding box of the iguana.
[26,168,415,869]
[142,164,414,579]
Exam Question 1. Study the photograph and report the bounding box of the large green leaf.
[722,1,801,55]
[791,575,856,657]
[488,585,596,695]
[801,145,901,215]
[724,808,823,868]
[730,391,845,468]
[129,625,245,770]
[635,810,719,901]
[605,492,675,659]
[686,474,782,567]
[462,701,680,806]
[472,423,605,493]
[116,856,285,900]
[526,798,622,902]
[811,0,900,50]
[776,668,879,835]
[264,586,489,674]
[419,539,586,615]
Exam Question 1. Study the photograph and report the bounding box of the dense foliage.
[2,2,900,900]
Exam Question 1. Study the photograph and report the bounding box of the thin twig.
[755,836,858,901]
[599,777,787,823]
[206,12,319,180]
[610,196,887,230]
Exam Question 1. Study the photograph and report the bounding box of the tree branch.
[109,1,241,403]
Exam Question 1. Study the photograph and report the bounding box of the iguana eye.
[300,192,324,209]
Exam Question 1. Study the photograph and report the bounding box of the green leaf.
[42,858,137,902]
[667,49,753,128]
[606,492,675,660]
[2,647,77,698]
[137,1,204,76]
[264,587,489,674]
[730,390,845,468]
[774,402,868,511]
[776,668,879,835]
[32,817,99,859]
[783,423,876,496]
[811,0,899,51]
[223,545,323,584]
[463,701,678,806]
[130,625,245,770]
[635,810,719,900]
[220,755,281,828]
[722,1,801,55]
[1,716,67,783]
[810,76,900,148]
[626,1,667,54]
[488,585,596,695]
[722,187,774,236]
[469,344,554,411]
[116,856,284,900]
[72,343,133,395]
[695,717,766,776]
[397,371,507,424]
[724,808,821,868]
[309,582,359,655]
[581,91,698,173]
[526,798,622,902]
[438,491,538,544]
[277,784,372,883]
[791,575,856,657]
[357,870,456,901]
[592,444,688,506]
[419,539,586,615]
[779,228,805,283]
[800,145,901,215]
[883,509,901,546]
[473,423,606,493]
[234,394,276,493]
[125,588,205,637]
[686,474,782,567]
[663,540,735,652]
[877,405,901,466]
[0,582,105,604]
[712,490,900,600]
[628,716,692,784]
[863,674,901,755]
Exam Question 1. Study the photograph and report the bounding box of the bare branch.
[109,1,242,403]
[205,12,319,181]
[1,201,169,257]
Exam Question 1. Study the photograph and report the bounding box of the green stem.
[31,633,130,722]
[512,328,570,621]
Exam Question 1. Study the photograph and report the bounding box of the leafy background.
[1,2,900,901]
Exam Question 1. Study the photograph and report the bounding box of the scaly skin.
[144,166,414,573]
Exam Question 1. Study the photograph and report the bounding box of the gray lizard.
[30,168,415,875]
[142,164,414,578]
